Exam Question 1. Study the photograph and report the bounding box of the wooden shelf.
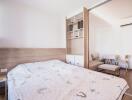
[67,28,83,33]
[67,37,84,40]
[67,53,84,55]
[66,7,89,68]
[67,31,73,33]
[67,22,78,25]
[74,28,83,31]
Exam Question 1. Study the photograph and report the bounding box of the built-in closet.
[66,7,89,68]
[66,0,112,69]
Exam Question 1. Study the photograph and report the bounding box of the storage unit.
[66,55,84,67]
[66,7,89,68]
[66,55,75,65]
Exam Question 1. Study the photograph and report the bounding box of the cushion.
[102,59,118,65]
[98,64,120,71]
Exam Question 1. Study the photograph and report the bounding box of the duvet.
[8,60,128,100]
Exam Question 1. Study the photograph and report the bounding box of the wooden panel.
[66,12,84,55]
[0,48,66,71]
[83,7,89,68]
[70,39,84,55]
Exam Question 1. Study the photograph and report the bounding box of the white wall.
[0,1,64,48]
[89,13,132,68]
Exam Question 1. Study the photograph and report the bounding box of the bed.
[7,60,128,100]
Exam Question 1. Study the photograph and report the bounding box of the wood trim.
[0,48,66,71]
[66,18,68,54]
[83,7,89,68]
[89,0,112,11]
[120,23,132,27]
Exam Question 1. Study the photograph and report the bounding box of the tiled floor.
[0,69,132,100]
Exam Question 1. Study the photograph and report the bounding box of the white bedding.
[8,60,128,100]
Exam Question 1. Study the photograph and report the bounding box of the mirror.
[89,0,132,69]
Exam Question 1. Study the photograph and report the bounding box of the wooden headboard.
[0,48,66,71]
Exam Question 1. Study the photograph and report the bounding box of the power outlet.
[0,68,8,73]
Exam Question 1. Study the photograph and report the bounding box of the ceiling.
[5,0,106,15]
[4,0,132,25]
[91,0,132,25]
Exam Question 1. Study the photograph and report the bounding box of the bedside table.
[0,75,6,95]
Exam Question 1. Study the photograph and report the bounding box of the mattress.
[7,60,128,100]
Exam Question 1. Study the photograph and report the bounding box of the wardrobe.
[66,7,89,68]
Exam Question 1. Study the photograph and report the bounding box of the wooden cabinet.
[66,55,75,65]
[66,7,89,68]
[66,55,84,67]
[74,55,84,67]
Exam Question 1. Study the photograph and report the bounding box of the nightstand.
[0,75,6,95]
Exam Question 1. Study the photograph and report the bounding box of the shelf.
[67,14,83,25]
[67,31,73,33]
[67,22,78,25]
[67,54,84,56]
[66,7,89,68]
[67,37,84,40]
[67,28,83,33]
[75,28,83,31]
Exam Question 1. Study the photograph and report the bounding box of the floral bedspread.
[8,60,128,100]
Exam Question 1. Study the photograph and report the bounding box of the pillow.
[111,59,118,65]
[102,59,118,65]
